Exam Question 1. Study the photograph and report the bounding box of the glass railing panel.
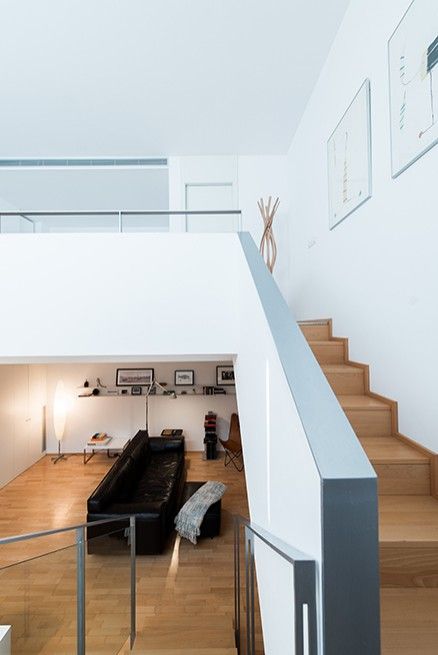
[0,542,78,654]
[34,213,119,233]
[186,211,241,233]
[0,516,135,655]
[121,212,169,232]
[85,521,133,655]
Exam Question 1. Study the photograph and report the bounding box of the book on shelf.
[87,432,112,446]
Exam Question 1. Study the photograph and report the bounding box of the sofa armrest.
[149,436,185,453]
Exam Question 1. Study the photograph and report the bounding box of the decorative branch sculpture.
[258,196,280,273]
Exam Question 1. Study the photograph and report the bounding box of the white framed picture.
[388,0,438,178]
[327,79,372,230]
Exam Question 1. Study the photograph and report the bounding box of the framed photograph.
[388,0,438,177]
[174,370,195,386]
[116,368,154,387]
[327,79,372,229]
[131,386,142,396]
[216,365,235,386]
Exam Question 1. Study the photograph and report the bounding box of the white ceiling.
[0,0,349,156]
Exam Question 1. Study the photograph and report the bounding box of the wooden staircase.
[300,319,438,653]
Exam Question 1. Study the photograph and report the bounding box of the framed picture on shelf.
[116,368,154,387]
[175,370,195,386]
[216,365,235,386]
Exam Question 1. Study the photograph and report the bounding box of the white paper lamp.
[52,380,68,463]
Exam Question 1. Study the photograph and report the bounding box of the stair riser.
[309,342,345,364]
[380,547,438,587]
[345,409,392,437]
[324,370,365,395]
[375,464,431,495]
[300,324,330,341]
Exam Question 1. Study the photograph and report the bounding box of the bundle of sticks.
[258,196,280,273]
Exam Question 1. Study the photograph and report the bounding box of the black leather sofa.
[87,430,186,555]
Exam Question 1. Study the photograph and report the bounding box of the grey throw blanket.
[175,481,227,544]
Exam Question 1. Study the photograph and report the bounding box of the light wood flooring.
[0,452,247,654]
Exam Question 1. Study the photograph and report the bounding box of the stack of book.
[87,432,112,446]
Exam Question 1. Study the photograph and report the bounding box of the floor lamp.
[52,380,68,463]
[145,380,177,434]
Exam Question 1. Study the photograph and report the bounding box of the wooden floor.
[0,452,247,654]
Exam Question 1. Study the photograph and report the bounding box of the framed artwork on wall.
[327,79,372,230]
[216,365,235,386]
[116,368,154,386]
[174,370,195,386]
[388,0,438,178]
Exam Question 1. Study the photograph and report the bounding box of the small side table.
[83,437,130,464]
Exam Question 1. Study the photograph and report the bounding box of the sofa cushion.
[131,451,182,504]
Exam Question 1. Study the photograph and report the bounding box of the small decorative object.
[389,0,438,177]
[84,380,89,388]
[116,368,154,387]
[328,79,372,229]
[121,389,128,395]
[131,386,142,396]
[258,196,280,273]
[175,370,195,386]
[96,377,107,388]
[216,365,235,386]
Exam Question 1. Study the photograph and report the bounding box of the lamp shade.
[53,380,68,442]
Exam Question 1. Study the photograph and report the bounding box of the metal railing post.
[76,526,86,655]
[234,520,241,652]
[130,516,136,650]
[244,526,255,655]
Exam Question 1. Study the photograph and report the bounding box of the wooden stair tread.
[360,436,429,464]
[321,364,362,373]
[338,394,390,410]
[379,495,438,545]
[381,588,438,653]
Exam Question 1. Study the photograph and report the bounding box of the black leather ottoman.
[180,481,222,539]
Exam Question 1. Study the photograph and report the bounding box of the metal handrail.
[234,514,317,655]
[0,514,137,654]
[0,209,242,216]
[0,513,134,546]
[0,208,243,233]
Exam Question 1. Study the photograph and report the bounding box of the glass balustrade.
[0,516,136,655]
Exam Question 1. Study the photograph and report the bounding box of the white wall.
[0,233,239,362]
[0,365,47,489]
[286,0,438,452]
[45,361,237,452]
[235,252,323,654]
[167,154,291,298]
